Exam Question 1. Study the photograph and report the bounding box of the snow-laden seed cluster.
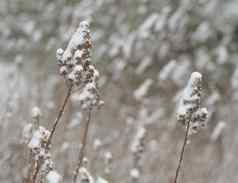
[71,82,104,110]
[56,21,102,110]
[22,107,61,182]
[177,72,208,134]
[27,126,50,159]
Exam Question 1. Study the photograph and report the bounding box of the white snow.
[46,170,62,183]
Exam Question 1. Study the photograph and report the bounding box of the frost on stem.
[176,72,208,134]
[56,21,103,110]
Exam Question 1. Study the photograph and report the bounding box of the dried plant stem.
[47,85,73,148]
[31,85,73,183]
[174,118,191,183]
[73,109,92,183]
[31,160,41,183]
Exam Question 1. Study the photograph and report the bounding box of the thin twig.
[73,109,92,183]
[174,118,191,183]
[31,85,73,183]
[47,85,73,148]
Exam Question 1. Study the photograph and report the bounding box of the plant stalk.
[31,85,72,183]
[174,118,191,183]
[73,109,92,183]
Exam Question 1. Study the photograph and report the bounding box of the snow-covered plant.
[174,72,208,183]
[58,21,104,183]
[5,0,238,182]
[56,21,102,110]
[22,20,103,183]
[23,107,62,183]
[177,72,208,134]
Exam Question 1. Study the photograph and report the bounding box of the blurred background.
[1,0,238,182]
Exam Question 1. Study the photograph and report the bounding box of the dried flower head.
[22,116,61,182]
[27,126,50,160]
[176,72,208,134]
[56,21,102,110]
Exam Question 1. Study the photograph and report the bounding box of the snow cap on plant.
[46,170,62,183]
[56,20,103,110]
[176,72,208,134]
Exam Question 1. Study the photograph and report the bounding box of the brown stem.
[47,85,73,148]
[31,85,72,183]
[31,160,41,183]
[73,109,92,183]
[174,118,191,183]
